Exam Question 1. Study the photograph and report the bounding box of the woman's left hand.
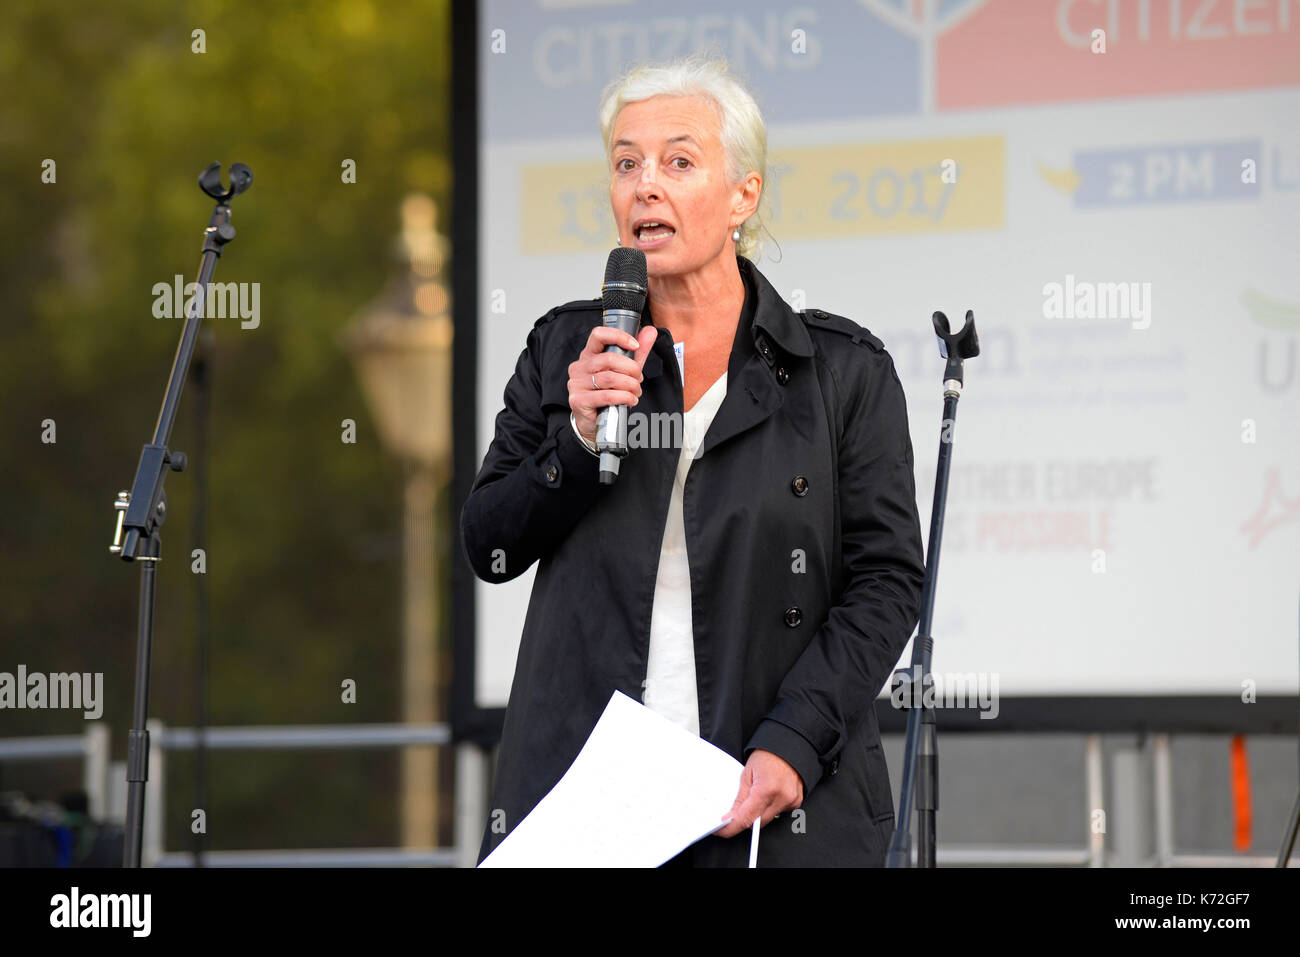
[716,749,804,838]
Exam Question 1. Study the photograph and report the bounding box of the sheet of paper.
[479,690,744,867]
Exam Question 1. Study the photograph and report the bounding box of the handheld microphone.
[595,247,648,485]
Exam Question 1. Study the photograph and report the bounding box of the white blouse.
[643,365,728,736]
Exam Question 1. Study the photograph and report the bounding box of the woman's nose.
[634,160,660,200]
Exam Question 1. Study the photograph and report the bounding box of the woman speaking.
[461,55,926,867]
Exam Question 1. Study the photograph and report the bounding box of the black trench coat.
[461,255,925,866]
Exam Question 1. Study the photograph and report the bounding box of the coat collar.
[741,255,815,359]
[639,255,813,383]
[636,256,812,459]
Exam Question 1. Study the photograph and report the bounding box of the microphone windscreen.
[602,247,648,313]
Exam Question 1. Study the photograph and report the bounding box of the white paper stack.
[479,690,744,867]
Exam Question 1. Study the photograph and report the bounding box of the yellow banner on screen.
[520,135,1004,254]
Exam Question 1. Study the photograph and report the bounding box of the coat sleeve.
[743,347,926,796]
[459,317,607,583]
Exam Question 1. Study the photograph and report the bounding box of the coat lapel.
[699,257,814,457]
[696,332,782,458]
[630,256,814,456]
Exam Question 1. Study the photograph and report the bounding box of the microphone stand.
[109,162,252,867]
[886,309,979,869]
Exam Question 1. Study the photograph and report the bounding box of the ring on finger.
[591,373,598,390]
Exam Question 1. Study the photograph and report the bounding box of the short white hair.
[599,54,769,262]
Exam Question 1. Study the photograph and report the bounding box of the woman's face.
[609,94,758,280]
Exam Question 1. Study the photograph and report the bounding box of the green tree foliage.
[0,0,452,852]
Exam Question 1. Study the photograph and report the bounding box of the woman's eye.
[672,157,691,169]
[618,158,636,172]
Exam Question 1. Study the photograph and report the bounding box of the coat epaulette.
[534,298,601,329]
[800,308,885,352]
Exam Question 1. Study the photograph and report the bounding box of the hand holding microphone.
[569,248,653,485]
[568,325,657,448]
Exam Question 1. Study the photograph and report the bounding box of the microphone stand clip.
[108,162,252,868]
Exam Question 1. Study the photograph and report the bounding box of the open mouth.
[634,221,676,246]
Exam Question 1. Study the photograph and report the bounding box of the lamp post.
[342,194,452,850]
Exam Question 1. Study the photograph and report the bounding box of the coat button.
[759,341,773,359]
[791,475,809,496]
[775,366,789,385]
[829,758,839,775]
[784,606,802,627]
[814,310,828,319]
[545,465,558,484]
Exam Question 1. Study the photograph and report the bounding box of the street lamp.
[341,193,452,850]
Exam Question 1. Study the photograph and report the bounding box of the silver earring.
[617,235,622,246]
[732,227,740,242]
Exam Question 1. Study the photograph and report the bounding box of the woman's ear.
[733,171,762,220]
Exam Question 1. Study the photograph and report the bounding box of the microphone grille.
[602,247,648,313]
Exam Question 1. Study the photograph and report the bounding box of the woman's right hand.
[568,325,659,443]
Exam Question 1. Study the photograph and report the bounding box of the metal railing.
[0,724,112,820]
[0,721,484,867]
[0,728,1291,866]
